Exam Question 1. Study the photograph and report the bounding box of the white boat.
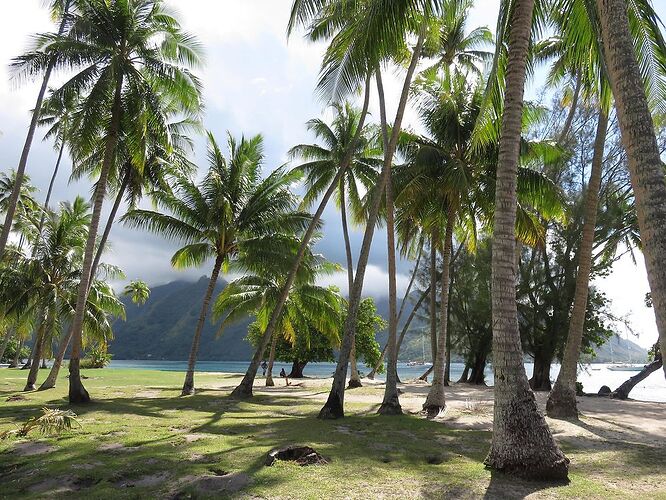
[607,364,642,372]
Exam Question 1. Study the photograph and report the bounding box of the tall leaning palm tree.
[0,0,76,258]
[289,102,381,387]
[13,0,203,402]
[482,0,568,480]
[123,132,309,395]
[594,0,666,380]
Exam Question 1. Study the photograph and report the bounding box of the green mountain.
[110,278,648,364]
[110,277,254,360]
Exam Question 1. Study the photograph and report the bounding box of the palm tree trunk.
[342,188,362,389]
[38,327,70,390]
[0,1,71,257]
[377,67,401,415]
[0,329,13,362]
[182,255,223,395]
[423,208,454,416]
[429,231,438,362]
[36,141,66,240]
[25,314,48,391]
[397,235,424,323]
[319,28,426,420]
[596,0,666,380]
[484,0,568,480]
[547,110,609,419]
[266,332,277,387]
[68,71,125,404]
[368,285,429,379]
[90,171,130,280]
[231,76,372,399]
[21,336,36,370]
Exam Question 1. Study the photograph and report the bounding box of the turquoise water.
[108,360,666,403]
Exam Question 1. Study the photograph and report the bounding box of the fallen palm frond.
[0,407,80,440]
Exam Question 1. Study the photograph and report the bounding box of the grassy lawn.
[1,368,665,499]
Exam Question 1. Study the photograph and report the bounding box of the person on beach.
[261,360,268,376]
[280,368,290,386]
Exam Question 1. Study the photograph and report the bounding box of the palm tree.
[420,0,493,79]
[594,0,666,381]
[289,102,381,387]
[0,0,76,258]
[123,280,151,305]
[122,132,309,395]
[483,0,568,479]
[12,0,203,402]
[213,251,341,387]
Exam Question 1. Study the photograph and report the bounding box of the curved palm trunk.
[484,0,568,480]
[68,72,125,404]
[231,77,372,399]
[265,333,277,387]
[182,255,223,395]
[429,231,438,362]
[596,0,666,380]
[342,188,362,389]
[25,314,49,391]
[36,141,66,239]
[0,2,71,257]
[38,327,70,390]
[547,110,610,419]
[90,172,130,280]
[319,30,426,420]
[423,209,454,416]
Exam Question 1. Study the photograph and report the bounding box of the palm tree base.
[422,403,445,419]
[231,382,253,399]
[485,391,569,481]
[318,390,344,419]
[68,381,90,404]
[38,378,56,391]
[377,400,402,416]
[23,383,36,392]
[347,378,362,389]
[266,376,274,387]
[546,384,579,420]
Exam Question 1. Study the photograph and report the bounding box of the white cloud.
[318,265,412,299]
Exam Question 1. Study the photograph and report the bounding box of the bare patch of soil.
[14,442,56,456]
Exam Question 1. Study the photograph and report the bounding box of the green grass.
[0,368,664,499]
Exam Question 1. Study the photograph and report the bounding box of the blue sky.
[0,1,665,348]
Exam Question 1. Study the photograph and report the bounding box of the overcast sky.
[1,1,664,349]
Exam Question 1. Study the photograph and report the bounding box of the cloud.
[317,264,412,299]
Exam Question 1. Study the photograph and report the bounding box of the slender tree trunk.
[376,67,402,415]
[182,255,223,395]
[418,365,433,381]
[429,232,438,363]
[596,0,666,380]
[69,72,125,404]
[444,270,453,386]
[458,364,470,383]
[0,330,13,362]
[484,0,568,480]
[36,141,66,239]
[397,236,424,323]
[423,208,454,416]
[547,110,609,418]
[396,288,429,358]
[367,256,425,379]
[25,315,48,391]
[90,171,130,280]
[0,2,71,258]
[342,188,362,389]
[319,31,426,419]
[38,327,70,390]
[265,333,277,387]
[10,339,24,368]
[231,77,372,399]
